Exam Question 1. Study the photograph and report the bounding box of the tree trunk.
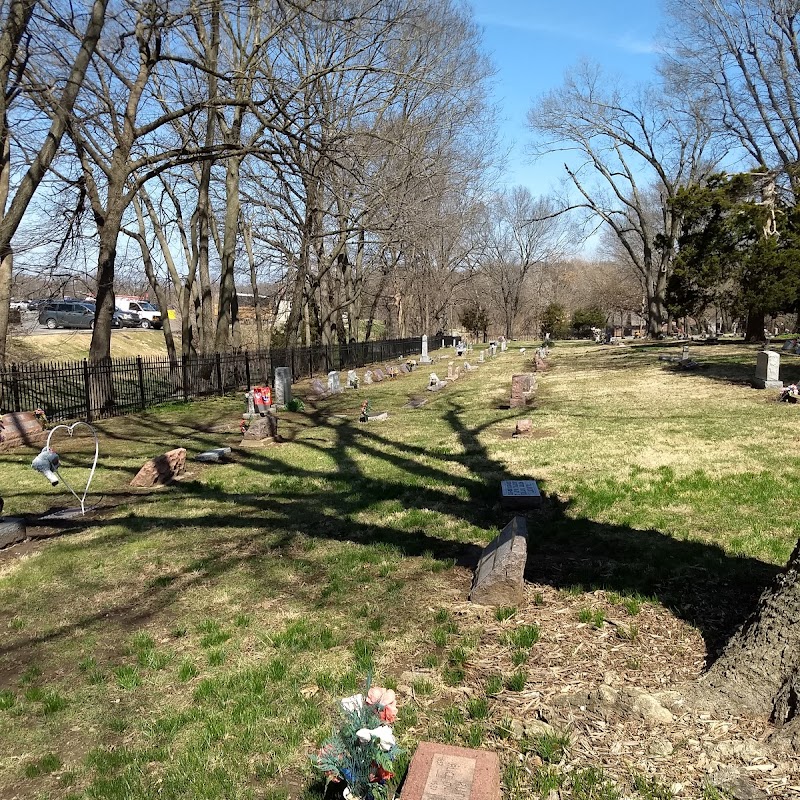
[699,537,800,746]
[745,308,766,342]
[89,202,124,362]
[647,269,667,338]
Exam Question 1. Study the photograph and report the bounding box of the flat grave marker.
[402,742,501,800]
[500,479,541,510]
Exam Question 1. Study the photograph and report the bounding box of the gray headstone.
[244,390,255,416]
[273,367,292,407]
[754,350,783,389]
[373,368,385,382]
[0,517,26,549]
[420,334,431,364]
[327,371,342,394]
[478,351,485,363]
[447,361,456,380]
[500,479,542,510]
[470,516,528,606]
[243,415,277,441]
[196,447,232,463]
[363,370,373,385]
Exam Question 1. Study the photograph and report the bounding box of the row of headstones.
[311,362,416,398]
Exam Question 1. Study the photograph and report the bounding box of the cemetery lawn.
[1,339,799,799]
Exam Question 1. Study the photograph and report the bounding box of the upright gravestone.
[347,370,358,388]
[363,370,374,385]
[310,378,327,397]
[501,339,508,352]
[373,368,385,382]
[327,371,342,394]
[478,351,485,363]
[420,335,432,364]
[754,350,783,389]
[273,367,292,408]
[471,516,528,606]
[510,373,535,408]
[489,343,497,357]
[447,361,456,381]
[681,344,690,362]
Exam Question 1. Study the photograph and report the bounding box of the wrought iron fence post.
[244,350,251,389]
[82,359,92,421]
[10,363,20,412]
[215,353,223,396]
[182,355,189,403]
[136,356,146,410]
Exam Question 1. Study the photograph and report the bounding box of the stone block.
[0,517,26,549]
[242,414,277,441]
[754,350,782,389]
[0,412,46,451]
[273,367,292,407]
[470,516,528,607]
[513,419,533,437]
[401,742,501,800]
[195,447,232,463]
[500,479,541,510]
[510,373,536,408]
[130,448,186,487]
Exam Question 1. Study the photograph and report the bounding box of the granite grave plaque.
[500,479,541,510]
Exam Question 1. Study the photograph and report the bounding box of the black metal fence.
[0,336,434,422]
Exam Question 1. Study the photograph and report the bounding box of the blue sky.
[471,0,663,193]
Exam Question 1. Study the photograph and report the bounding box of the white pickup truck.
[116,298,162,329]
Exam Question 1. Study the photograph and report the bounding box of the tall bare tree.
[0,0,107,362]
[528,62,715,337]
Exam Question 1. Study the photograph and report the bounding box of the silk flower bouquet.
[312,681,402,800]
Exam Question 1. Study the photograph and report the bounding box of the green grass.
[506,623,540,648]
[0,340,795,798]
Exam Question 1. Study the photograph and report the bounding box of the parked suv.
[38,302,95,330]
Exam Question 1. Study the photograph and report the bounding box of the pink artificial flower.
[366,686,398,723]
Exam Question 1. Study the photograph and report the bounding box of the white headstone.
[447,361,456,380]
[347,370,358,388]
[478,351,485,363]
[327,371,342,393]
[755,350,783,389]
[273,367,292,407]
[363,370,373,385]
[501,340,507,352]
[420,334,432,363]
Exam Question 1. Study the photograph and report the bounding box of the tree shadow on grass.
[0,400,782,669]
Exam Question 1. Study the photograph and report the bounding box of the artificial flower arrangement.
[781,384,800,403]
[312,681,402,800]
[33,408,49,428]
[359,399,371,422]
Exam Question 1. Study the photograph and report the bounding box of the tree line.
[4,0,800,371]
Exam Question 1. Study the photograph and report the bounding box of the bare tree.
[479,187,573,338]
[663,0,800,192]
[0,0,107,362]
[528,62,715,337]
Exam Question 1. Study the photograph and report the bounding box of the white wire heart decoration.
[33,422,99,515]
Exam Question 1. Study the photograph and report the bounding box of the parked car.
[115,298,162,329]
[38,302,95,330]
[114,309,142,328]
